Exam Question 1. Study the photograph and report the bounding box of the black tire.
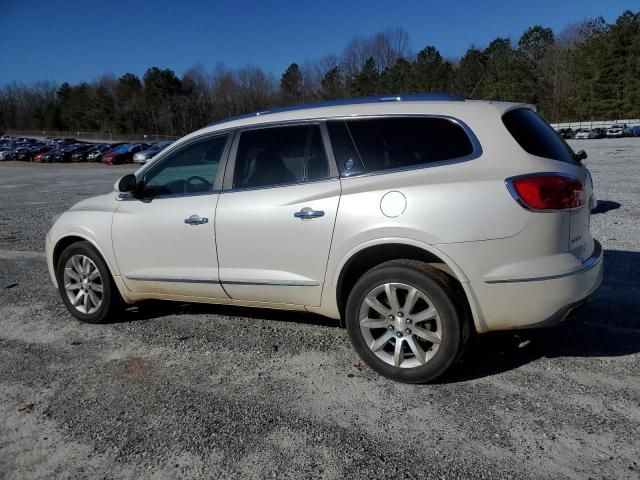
[345,260,469,383]
[56,241,125,324]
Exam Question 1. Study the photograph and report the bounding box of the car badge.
[345,158,354,170]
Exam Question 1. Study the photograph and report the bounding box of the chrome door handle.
[184,214,209,225]
[294,208,325,219]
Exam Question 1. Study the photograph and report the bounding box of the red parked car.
[102,143,148,165]
[31,146,54,162]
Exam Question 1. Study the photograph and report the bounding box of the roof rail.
[206,93,464,127]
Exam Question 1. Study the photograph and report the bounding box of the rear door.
[215,123,340,306]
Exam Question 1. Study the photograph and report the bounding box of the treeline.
[1,10,638,137]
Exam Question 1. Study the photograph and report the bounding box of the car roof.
[194,94,529,139]
[207,93,462,127]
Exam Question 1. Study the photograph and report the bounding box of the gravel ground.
[1,139,639,479]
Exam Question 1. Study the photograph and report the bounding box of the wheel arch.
[52,233,119,282]
[333,240,479,331]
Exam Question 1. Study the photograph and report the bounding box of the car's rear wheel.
[56,241,124,323]
[346,260,468,383]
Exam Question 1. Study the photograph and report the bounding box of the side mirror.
[115,173,137,193]
[574,150,587,162]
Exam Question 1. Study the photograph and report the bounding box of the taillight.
[507,174,585,211]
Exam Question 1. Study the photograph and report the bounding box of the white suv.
[46,94,603,383]
[606,124,632,138]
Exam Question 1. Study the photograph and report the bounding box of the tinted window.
[306,126,330,181]
[142,135,228,196]
[233,125,329,189]
[325,121,365,176]
[328,117,474,176]
[114,144,131,153]
[503,108,576,164]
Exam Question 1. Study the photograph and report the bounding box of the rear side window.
[325,121,365,176]
[502,108,576,164]
[327,117,474,176]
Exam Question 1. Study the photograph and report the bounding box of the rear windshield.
[502,108,576,164]
[114,144,131,153]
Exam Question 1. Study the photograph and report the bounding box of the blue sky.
[0,0,637,85]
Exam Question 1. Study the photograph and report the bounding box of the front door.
[216,123,340,306]
[112,133,232,299]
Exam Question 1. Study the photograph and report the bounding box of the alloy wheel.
[63,254,103,314]
[359,282,442,368]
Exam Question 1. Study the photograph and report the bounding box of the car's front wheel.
[56,241,124,323]
[346,260,469,383]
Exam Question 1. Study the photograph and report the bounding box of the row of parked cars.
[0,136,173,165]
[557,124,640,139]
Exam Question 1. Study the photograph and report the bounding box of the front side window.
[233,124,329,189]
[142,134,229,196]
[327,117,475,176]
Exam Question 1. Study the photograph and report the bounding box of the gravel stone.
[0,138,639,479]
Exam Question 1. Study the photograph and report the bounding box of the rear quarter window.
[502,108,576,164]
[327,117,475,176]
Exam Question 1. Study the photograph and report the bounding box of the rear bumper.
[447,241,603,333]
[485,240,602,284]
[520,295,592,329]
[445,240,604,333]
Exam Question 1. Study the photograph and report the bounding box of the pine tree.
[280,63,303,104]
[413,46,452,92]
[453,48,486,98]
[319,66,344,99]
[381,58,413,93]
[347,57,381,96]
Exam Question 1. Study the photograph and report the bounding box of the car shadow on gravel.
[115,300,340,328]
[443,249,640,383]
[105,249,639,383]
[591,200,621,214]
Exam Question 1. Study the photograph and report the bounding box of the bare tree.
[181,65,213,132]
[235,65,277,113]
[210,63,240,120]
[370,28,412,72]
[341,36,371,77]
[302,55,341,92]
[341,28,412,76]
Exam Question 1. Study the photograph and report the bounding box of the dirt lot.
[1,139,639,479]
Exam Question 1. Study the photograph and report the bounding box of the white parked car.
[46,94,603,383]
[133,141,174,164]
[574,128,592,139]
[606,124,632,138]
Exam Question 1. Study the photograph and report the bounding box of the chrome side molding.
[125,276,319,287]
